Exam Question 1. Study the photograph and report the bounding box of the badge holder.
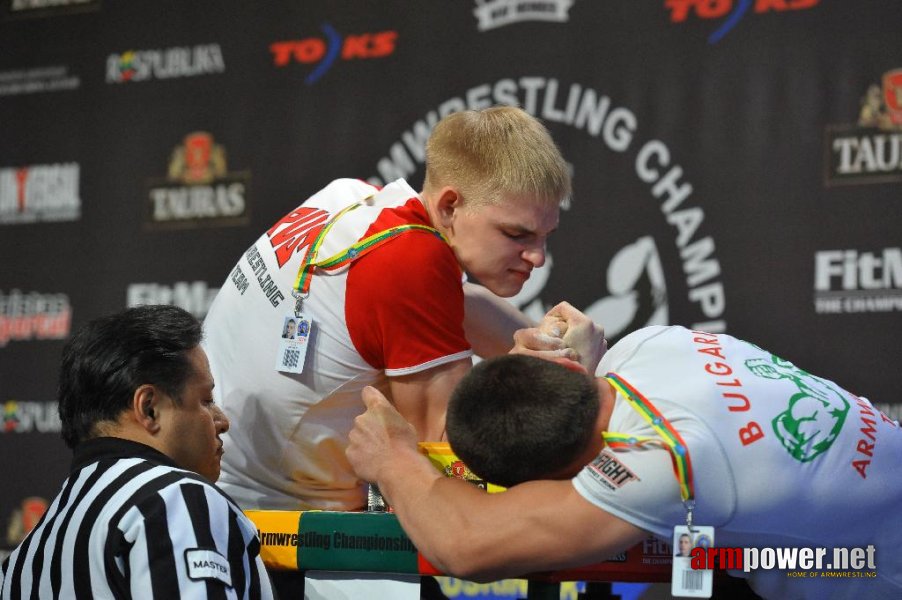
[671,501,714,598]
[276,295,313,374]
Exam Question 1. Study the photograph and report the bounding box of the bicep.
[388,357,472,441]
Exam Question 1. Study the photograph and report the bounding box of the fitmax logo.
[665,0,820,44]
[814,248,902,313]
[270,24,397,85]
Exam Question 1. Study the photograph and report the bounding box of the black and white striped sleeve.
[112,476,273,599]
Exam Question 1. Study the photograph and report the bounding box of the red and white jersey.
[574,326,902,599]
[202,178,472,511]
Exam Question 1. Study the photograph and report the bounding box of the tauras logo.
[826,69,902,185]
[369,77,728,335]
[472,0,573,31]
[814,247,902,313]
[127,281,219,319]
[146,132,250,229]
[107,44,225,83]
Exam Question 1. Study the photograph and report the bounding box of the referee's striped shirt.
[0,438,274,599]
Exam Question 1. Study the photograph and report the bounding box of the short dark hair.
[447,354,599,488]
[58,305,202,448]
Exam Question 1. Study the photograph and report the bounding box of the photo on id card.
[276,314,312,374]
[671,525,714,598]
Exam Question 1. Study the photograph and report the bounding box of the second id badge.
[671,525,715,598]
[276,313,313,374]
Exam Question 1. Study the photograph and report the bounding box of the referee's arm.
[114,479,273,599]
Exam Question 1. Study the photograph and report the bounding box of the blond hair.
[423,106,571,209]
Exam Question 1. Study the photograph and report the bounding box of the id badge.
[671,525,714,598]
[276,313,313,374]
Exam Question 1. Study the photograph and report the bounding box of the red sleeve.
[345,230,472,374]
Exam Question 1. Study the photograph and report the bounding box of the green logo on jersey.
[744,355,850,462]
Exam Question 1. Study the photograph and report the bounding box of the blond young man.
[202,105,573,513]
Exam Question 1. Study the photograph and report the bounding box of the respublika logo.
[126,281,219,319]
[106,44,225,84]
[2,400,61,434]
[664,0,820,44]
[0,163,80,224]
[270,24,397,85]
[368,78,728,337]
[472,0,574,31]
[826,70,902,185]
[814,247,902,313]
[0,289,71,347]
[145,132,250,229]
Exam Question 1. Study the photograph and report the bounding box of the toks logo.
[665,0,820,44]
[145,132,250,229]
[825,70,902,186]
[270,24,397,85]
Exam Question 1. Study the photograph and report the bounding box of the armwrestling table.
[245,510,672,599]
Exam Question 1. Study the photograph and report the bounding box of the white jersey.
[574,326,902,599]
[203,178,471,511]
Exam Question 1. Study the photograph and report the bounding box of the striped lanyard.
[602,372,698,527]
[291,197,447,303]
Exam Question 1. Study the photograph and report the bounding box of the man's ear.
[132,384,161,434]
[434,186,462,228]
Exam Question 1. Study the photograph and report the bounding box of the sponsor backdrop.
[1,0,899,592]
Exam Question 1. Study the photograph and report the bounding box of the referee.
[0,305,274,599]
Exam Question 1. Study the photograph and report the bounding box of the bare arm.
[462,282,533,358]
[347,389,647,581]
[388,357,472,441]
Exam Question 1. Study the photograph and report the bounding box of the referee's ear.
[133,384,162,434]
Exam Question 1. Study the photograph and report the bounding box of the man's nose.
[522,245,546,268]
[214,405,230,433]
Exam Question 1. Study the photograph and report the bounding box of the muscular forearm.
[463,283,533,358]
[377,449,505,579]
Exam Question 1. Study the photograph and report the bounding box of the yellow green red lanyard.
[602,372,696,519]
[291,198,447,298]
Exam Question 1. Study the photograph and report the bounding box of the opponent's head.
[447,354,601,488]
[422,106,571,297]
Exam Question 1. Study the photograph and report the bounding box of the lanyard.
[291,198,447,300]
[602,372,697,524]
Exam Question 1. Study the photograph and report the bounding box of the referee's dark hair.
[447,354,599,488]
[58,305,202,448]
